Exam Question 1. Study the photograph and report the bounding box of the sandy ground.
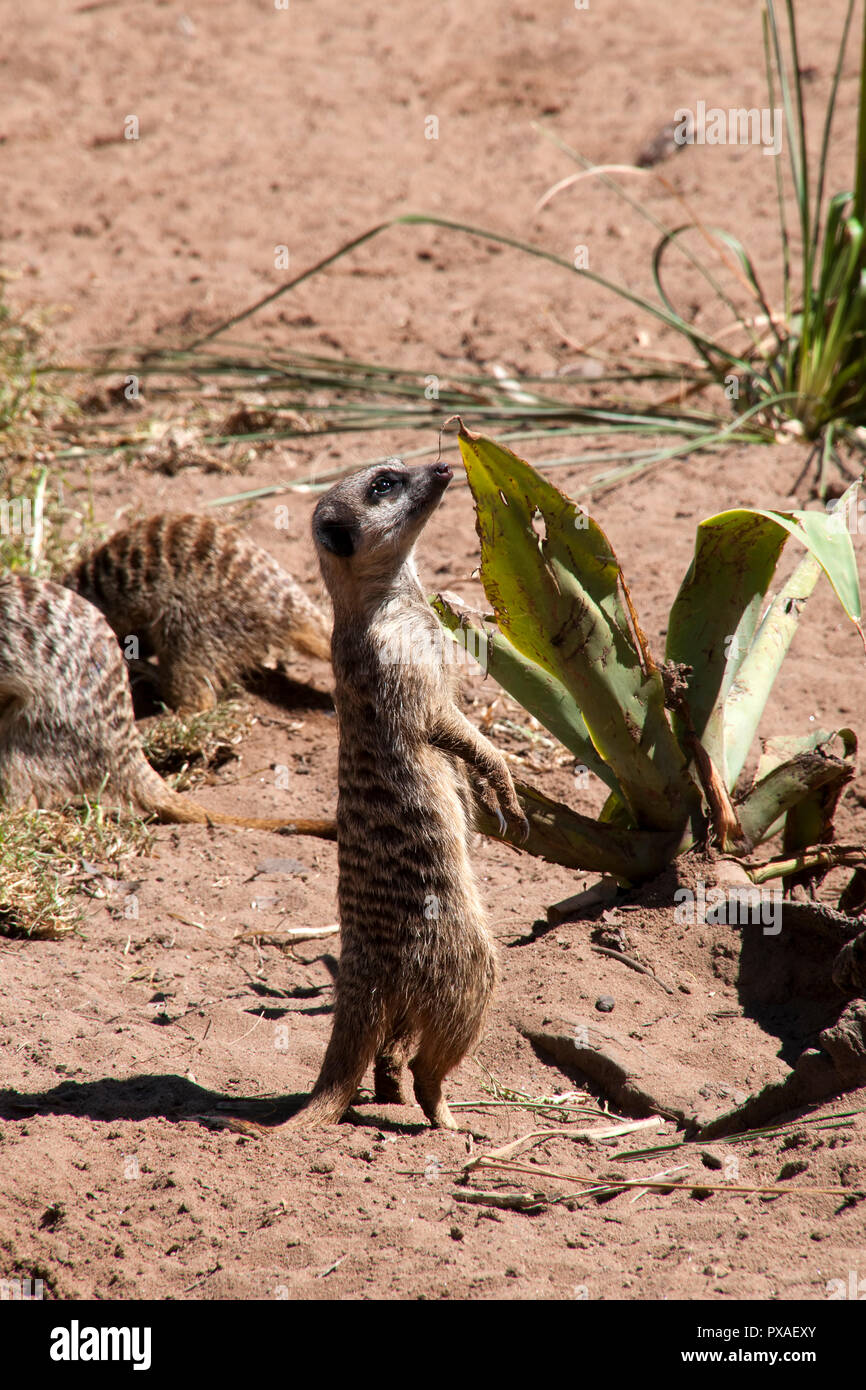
[1,0,865,1303]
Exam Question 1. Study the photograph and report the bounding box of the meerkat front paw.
[480,782,530,844]
[472,776,505,827]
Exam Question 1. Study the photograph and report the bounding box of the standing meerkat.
[288,458,528,1130]
[0,573,335,836]
[63,513,331,715]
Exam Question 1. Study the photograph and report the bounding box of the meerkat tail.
[283,586,332,663]
[130,759,336,837]
[291,619,332,664]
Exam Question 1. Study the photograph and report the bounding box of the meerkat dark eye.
[367,470,404,501]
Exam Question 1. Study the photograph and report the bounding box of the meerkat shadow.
[126,664,334,720]
[278,1100,439,1135]
[336,1108,432,1135]
[0,1075,438,1133]
[127,662,167,719]
[0,1076,311,1128]
[344,1102,494,1138]
[246,668,334,712]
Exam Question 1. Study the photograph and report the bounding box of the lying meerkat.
[0,573,335,836]
[63,512,331,714]
[288,458,528,1130]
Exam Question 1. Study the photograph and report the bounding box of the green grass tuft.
[0,804,151,939]
[140,696,255,792]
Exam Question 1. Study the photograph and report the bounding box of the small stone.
[700,1150,723,1170]
[595,996,615,1013]
[255,857,307,877]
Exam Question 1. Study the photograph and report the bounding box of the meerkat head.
[313,459,452,598]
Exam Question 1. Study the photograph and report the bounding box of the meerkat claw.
[502,797,530,844]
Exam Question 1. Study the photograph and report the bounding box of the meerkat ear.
[315,520,357,557]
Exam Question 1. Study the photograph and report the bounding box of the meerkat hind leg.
[409,1029,471,1131]
[160,653,219,716]
[287,996,382,1130]
[409,1054,459,1130]
[373,1025,412,1105]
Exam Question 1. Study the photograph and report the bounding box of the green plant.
[0,291,72,460]
[0,296,47,443]
[531,0,866,486]
[433,423,863,886]
[140,695,254,791]
[760,0,866,454]
[0,803,150,938]
[0,289,85,576]
[57,1,865,503]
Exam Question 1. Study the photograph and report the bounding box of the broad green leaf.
[737,751,854,846]
[456,424,699,832]
[754,728,842,782]
[754,496,862,622]
[753,728,856,851]
[598,789,635,828]
[723,551,823,787]
[666,512,793,758]
[432,594,625,801]
[667,482,862,788]
[782,744,855,886]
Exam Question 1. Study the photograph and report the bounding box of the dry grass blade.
[618,1107,865,1162]
[451,1071,603,1119]
[234,925,339,946]
[628,1164,693,1203]
[464,1116,663,1173]
[468,1156,864,1199]
[453,1190,547,1212]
